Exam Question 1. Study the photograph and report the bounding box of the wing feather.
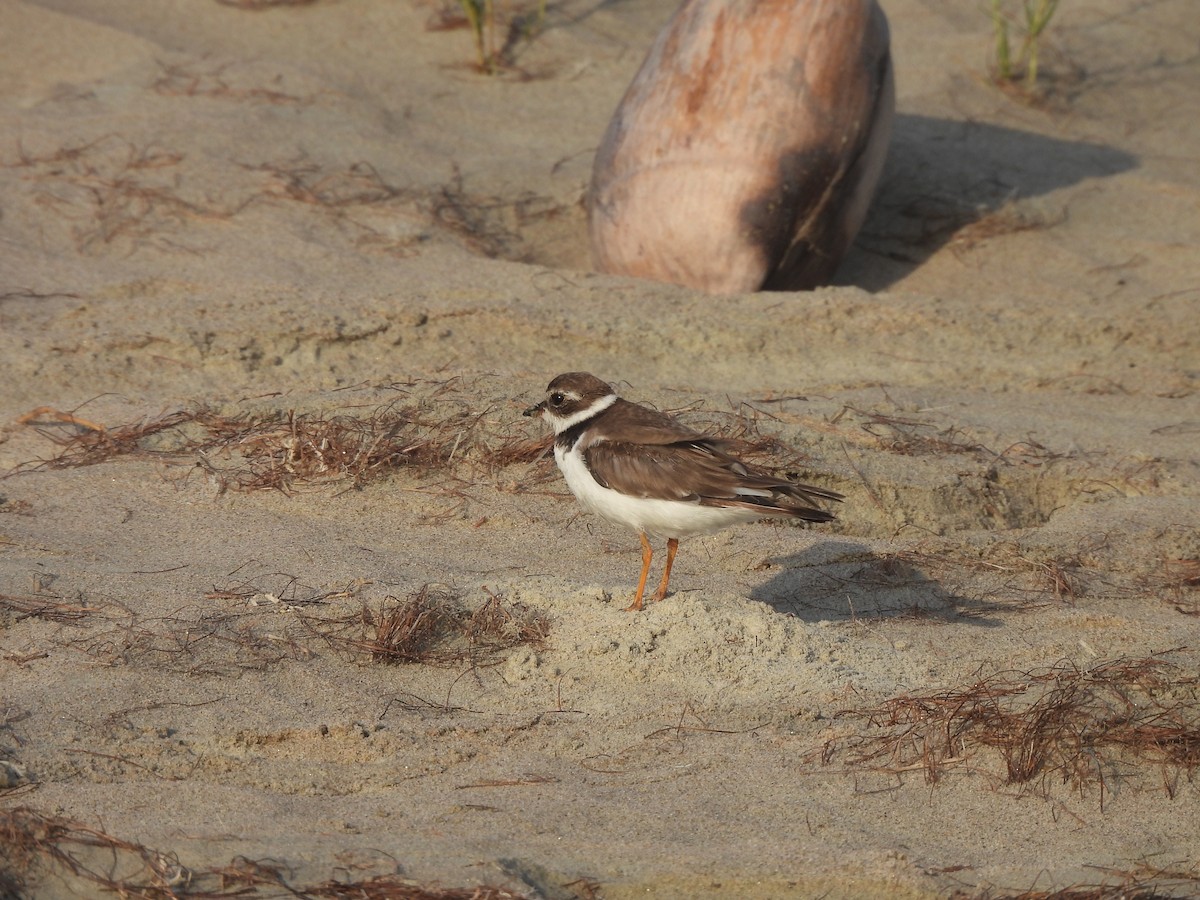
[583,436,841,522]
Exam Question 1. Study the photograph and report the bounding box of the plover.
[524,372,841,610]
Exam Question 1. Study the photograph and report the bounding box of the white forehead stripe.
[550,392,617,434]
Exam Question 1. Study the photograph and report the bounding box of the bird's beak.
[522,401,544,418]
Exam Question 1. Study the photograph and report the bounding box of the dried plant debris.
[25,578,545,676]
[484,433,553,469]
[1158,558,1200,617]
[826,655,1200,803]
[948,860,1200,900]
[153,60,312,105]
[61,606,315,676]
[969,540,1110,605]
[692,405,826,473]
[9,136,251,254]
[192,407,461,493]
[308,585,550,668]
[828,404,1071,465]
[845,409,993,459]
[425,166,552,260]
[12,407,199,470]
[0,593,96,627]
[9,381,839,499]
[5,575,337,673]
[6,135,555,260]
[950,199,1065,251]
[10,391,535,493]
[0,806,531,899]
[248,158,410,207]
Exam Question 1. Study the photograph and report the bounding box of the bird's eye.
[550,392,565,406]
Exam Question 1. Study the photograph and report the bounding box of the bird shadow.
[749,539,1003,627]
[835,113,1139,291]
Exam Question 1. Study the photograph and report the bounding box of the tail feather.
[701,478,841,522]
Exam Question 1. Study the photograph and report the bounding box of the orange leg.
[650,537,679,603]
[625,532,654,611]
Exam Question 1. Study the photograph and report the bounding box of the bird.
[523,372,842,611]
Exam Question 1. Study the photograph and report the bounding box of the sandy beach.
[2,0,1199,896]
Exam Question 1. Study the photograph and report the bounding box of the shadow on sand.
[749,538,1006,627]
[837,113,1138,291]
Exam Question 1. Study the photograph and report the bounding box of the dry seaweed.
[62,606,313,675]
[11,136,247,253]
[10,380,833,504]
[306,584,550,668]
[5,133,554,260]
[826,654,1200,804]
[424,166,532,259]
[949,859,1200,899]
[153,60,311,105]
[1157,558,1200,617]
[0,593,95,626]
[247,158,410,207]
[9,397,504,494]
[0,806,531,899]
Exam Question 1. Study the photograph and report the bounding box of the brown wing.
[593,398,709,445]
[583,437,841,522]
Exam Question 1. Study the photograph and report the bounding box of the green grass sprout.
[987,0,1061,94]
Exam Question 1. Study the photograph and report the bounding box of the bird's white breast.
[554,441,762,541]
